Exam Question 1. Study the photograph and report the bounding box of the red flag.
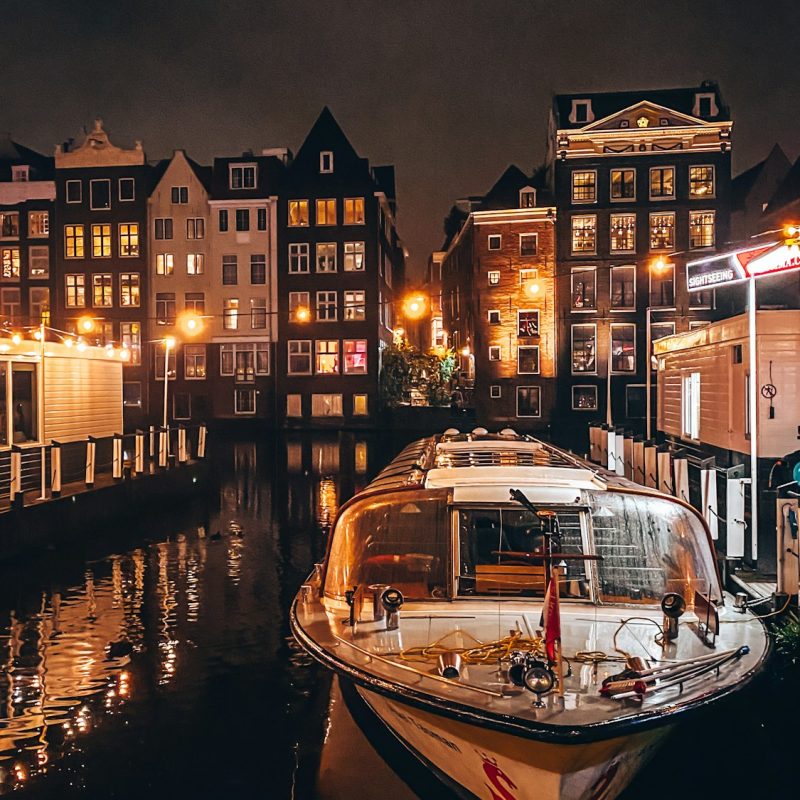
[541,569,561,664]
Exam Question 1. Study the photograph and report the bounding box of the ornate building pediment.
[580,101,710,133]
[55,118,145,168]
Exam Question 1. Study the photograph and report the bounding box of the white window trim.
[487,309,501,324]
[287,340,312,375]
[234,388,257,416]
[487,271,500,286]
[119,177,135,202]
[571,322,597,376]
[517,309,540,338]
[571,214,597,255]
[609,213,637,254]
[519,233,538,256]
[316,290,338,322]
[489,385,501,399]
[649,262,676,310]
[288,242,310,274]
[118,222,139,258]
[610,265,637,312]
[609,169,637,203]
[319,151,334,173]
[689,209,716,250]
[516,386,542,418]
[184,344,207,382]
[571,169,597,204]
[517,345,540,375]
[689,164,716,199]
[66,179,82,204]
[487,234,501,251]
[89,178,112,211]
[488,345,501,361]
[571,384,598,411]
[648,166,676,201]
[570,266,597,313]
[609,322,637,375]
[229,163,257,190]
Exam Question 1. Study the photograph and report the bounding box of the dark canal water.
[0,432,796,799]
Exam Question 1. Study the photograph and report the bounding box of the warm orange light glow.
[64,337,74,348]
[295,306,310,323]
[33,330,43,341]
[164,335,177,349]
[177,310,204,336]
[402,292,427,320]
[119,347,131,362]
[784,223,800,241]
[461,345,471,357]
[650,256,669,273]
[11,333,22,346]
[524,280,541,297]
[78,315,96,334]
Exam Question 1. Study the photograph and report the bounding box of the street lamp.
[402,292,427,320]
[162,311,205,430]
[645,256,672,440]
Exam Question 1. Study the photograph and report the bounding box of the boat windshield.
[586,490,722,605]
[457,507,590,598]
[324,490,449,602]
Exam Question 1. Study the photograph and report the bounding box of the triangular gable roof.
[577,100,711,133]
[765,155,800,215]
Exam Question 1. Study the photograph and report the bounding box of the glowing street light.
[177,310,204,337]
[524,280,541,298]
[402,292,427,320]
[294,305,311,323]
[77,316,96,335]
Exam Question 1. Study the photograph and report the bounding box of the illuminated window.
[223,298,239,329]
[28,211,49,237]
[91,225,111,258]
[250,254,266,284]
[650,263,675,307]
[344,290,365,321]
[519,268,538,288]
[518,346,539,374]
[251,298,267,329]
[316,199,337,225]
[489,345,501,361]
[184,345,207,380]
[119,322,142,366]
[29,246,49,278]
[610,214,636,253]
[317,290,338,321]
[487,271,500,286]
[0,288,21,322]
[516,386,541,418]
[517,310,539,337]
[432,317,445,347]
[171,186,189,204]
[312,394,343,416]
[610,169,635,200]
[65,274,85,307]
[289,291,310,321]
[344,241,365,271]
[571,324,596,373]
[288,340,312,374]
[689,211,715,249]
[611,265,636,309]
[155,218,173,240]
[235,208,249,231]
[682,372,701,439]
[571,267,596,310]
[571,215,596,253]
[519,188,536,208]
[343,197,365,224]
[29,287,50,324]
[571,170,596,202]
[119,178,135,201]
[119,223,139,257]
[229,164,256,189]
[289,243,309,273]
[610,323,636,372]
[0,248,20,279]
[92,273,113,307]
[120,273,140,307]
[287,394,302,417]
[519,234,537,256]
[222,254,238,285]
[66,180,82,203]
[649,212,675,250]
[316,340,339,373]
[0,212,18,238]
[689,166,715,198]
[187,253,204,275]
[649,167,675,200]
[572,385,598,411]
[650,322,676,367]
[156,253,174,275]
[488,234,501,251]
[320,151,334,173]
[288,200,309,226]
[353,394,368,415]
[184,292,205,315]
[316,242,337,272]
[186,218,205,239]
[64,225,84,258]
[344,339,368,373]
[89,179,111,210]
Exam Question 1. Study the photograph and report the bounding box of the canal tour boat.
[290,429,769,800]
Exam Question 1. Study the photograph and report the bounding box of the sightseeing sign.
[685,241,778,291]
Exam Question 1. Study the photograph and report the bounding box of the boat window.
[457,507,589,598]
[587,490,721,605]
[324,490,449,602]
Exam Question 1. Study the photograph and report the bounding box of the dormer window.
[569,99,594,125]
[693,92,718,118]
[11,166,29,182]
[519,188,536,208]
[320,151,334,174]
[230,164,257,189]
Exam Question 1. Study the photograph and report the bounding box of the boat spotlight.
[660,592,686,642]
[523,659,556,708]
[437,652,462,679]
[380,587,404,631]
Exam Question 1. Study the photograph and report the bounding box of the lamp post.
[162,335,176,429]
[645,256,670,440]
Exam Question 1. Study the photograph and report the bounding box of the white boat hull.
[358,687,670,800]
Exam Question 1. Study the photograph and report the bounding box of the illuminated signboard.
[686,243,775,292]
[746,244,800,277]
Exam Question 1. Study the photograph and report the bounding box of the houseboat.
[291,429,769,800]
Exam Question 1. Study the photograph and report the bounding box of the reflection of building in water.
[354,441,368,475]
[317,478,338,529]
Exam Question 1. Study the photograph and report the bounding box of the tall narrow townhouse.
[277,108,405,428]
[53,120,150,428]
[148,150,213,422]
[206,151,286,420]
[0,139,54,329]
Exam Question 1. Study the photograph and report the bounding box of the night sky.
[3,0,800,278]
